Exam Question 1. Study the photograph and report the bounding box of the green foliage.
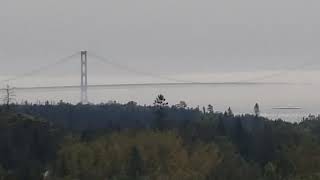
[1,103,320,179]
[52,131,221,180]
[0,112,62,180]
[127,146,144,179]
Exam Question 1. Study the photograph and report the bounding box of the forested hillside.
[0,97,320,179]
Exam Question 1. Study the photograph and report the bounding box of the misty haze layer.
[0,0,319,86]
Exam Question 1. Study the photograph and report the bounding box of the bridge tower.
[81,51,88,104]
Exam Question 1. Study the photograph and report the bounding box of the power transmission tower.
[81,51,88,104]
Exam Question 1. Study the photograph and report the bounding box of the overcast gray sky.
[0,0,320,86]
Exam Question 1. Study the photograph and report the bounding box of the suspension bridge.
[0,51,314,104]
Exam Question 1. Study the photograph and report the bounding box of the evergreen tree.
[207,104,214,114]
[176,101,187,109]
[153,94,168,130]
[254,103,260,117]
[217,118,226,135]
[154,94,168,108]
[227,107,234,117]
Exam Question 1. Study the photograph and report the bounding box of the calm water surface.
[11,83,320,122]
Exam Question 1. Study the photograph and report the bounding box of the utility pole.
[81,51,88,104]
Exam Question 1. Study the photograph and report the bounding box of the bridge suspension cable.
[0,51,317,92]
[89,52,198,84]
[0,52,79,84]
[239,59,318,82]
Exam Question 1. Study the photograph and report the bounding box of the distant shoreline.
[0,82,295,91]
[272,107,302,110]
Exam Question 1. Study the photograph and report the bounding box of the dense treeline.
[0,112,62,180]
[0,96,320,179]
[12,100,201,131]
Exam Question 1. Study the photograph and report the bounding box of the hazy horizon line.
[0,81,307,91]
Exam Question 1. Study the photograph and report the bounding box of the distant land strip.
[0,82,301,91]
[272,107,302,110]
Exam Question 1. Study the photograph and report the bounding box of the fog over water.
[4,75,320,122]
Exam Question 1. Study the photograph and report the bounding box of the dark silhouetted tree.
[154,94,168,108]
[254,103,260,117]
[1,85,15,111]
[176,101,187,109]
[153,94,168,130]
[207,104,214,114]
[226,107,234,117]
[202,106,206,114]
